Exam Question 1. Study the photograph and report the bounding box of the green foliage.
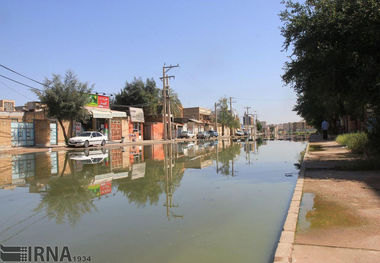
[113,77,160,116]
[336,132,368,154]
[256,121,263,132]
[309,144,324,151]
[35,174,96,226]
[113,77,182,117]
[280,0,380,136]
[217,143,241,176]
[33,70,92,144]
[217,97,240,134]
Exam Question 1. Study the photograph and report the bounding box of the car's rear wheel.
[101,140,106,146]
[84,140,89,148]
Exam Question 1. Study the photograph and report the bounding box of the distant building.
[0,100,15,112]
[183,107,213,133]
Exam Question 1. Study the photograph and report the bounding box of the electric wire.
[0,63,45,86]
[0,74,42,91]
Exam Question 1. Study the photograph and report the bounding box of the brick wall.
[0,118,11,148]
[122,119,129,141]
[35,120,50,146]
[0,155,12,186]
[144,122,163,140]
[183,108,200,120]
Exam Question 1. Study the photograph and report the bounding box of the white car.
[68,131,107,147]
[69,150,108,164]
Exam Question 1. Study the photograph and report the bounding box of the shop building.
[78,94,129,142]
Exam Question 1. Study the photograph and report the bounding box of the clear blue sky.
[0,0,301,124]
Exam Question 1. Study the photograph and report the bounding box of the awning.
[88,108,112,119]
[129,107,145,122]
[111,110,127,118]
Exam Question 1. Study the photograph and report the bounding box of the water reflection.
[1,140,255,224]
[0,139,306,263]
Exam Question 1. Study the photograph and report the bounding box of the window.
[133,123,141,133]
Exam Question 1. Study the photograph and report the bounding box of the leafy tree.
[33,71,92,144]
[113,77,183,117]
[256,120,263,132]
[280,0,380,139]
[217,97,240,135]
[167,88,183,118]
[113,77,161,116]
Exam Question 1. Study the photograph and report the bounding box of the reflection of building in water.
[143,144,165,161]
[184,157,213,169]
[131,162,146,180]
[0,154,12,187]
[12,154,35,185]
[129,145,144,164]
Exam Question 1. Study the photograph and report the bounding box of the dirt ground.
[292,139,380,263]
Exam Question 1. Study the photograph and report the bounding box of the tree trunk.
[58,119,68,145]
[60,153,68,177]
[68,118,73,138]
[222,125,225,136]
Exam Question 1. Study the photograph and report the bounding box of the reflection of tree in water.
[35,175,96,226]
[115,159,184,207]
[217,143,241,176]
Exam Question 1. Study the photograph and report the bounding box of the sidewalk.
[292,136,380,262]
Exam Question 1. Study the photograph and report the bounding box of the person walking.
[321,120,329,140]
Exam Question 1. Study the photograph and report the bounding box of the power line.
[0,64,45,86]
[0,80,34,100]
[0,74,42,91]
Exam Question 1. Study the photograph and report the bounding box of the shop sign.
[129,107,144,122]
[86,94,110,109]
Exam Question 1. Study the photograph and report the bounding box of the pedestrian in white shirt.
[321,120,329,140]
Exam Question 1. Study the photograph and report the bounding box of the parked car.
[68,131,107,148]
[243,130,250,136]
[69,150,108,164]
[208,130,219,137]
[197,131,210,139]
[180,130,196,138]
[235,130,244,136]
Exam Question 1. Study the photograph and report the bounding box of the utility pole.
[244,106,251,127]
[162,67,167,140]
[160,64,179,140]
[167,88,172,140]
[214,102,217,131]
[229,97,236,136]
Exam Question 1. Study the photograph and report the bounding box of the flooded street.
[0,140,305,263]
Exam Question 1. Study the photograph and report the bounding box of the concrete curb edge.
[273,142,310,263]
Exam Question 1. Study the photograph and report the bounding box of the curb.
[273,143,310,263]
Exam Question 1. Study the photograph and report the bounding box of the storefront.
[128,107,144,141]
[79,94,128,141]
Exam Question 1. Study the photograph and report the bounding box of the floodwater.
[0,140,305,263]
